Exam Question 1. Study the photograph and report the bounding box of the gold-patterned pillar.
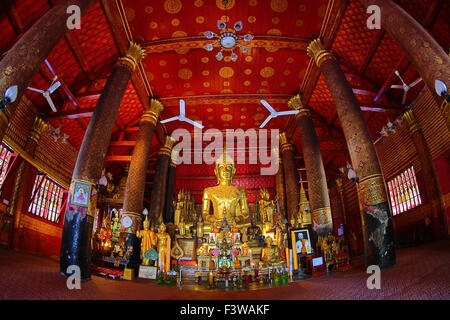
[288,94,333,238]
[60,43,146,280]
[11,116,48,249]
[275,154,288,220]
[0,0,96,140]
[280,132,300,222]
[307,39,395,268]
[121,99,163,269]
[149,136,175,226]
[402,109,445,239]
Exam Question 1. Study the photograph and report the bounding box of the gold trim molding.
[402,109,421,136]
[358,174,388,206]
[311,206,332,225]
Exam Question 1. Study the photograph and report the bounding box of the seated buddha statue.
[202,151,249,230]
[260,236,283,267]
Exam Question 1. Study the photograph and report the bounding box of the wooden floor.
[0,238,449,300]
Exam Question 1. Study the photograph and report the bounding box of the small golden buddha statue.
[202,151,249,229]
[136,215,156,266]
[174,190,185,227]
[197,239,209,257]
[260,236,283,267]
[156,222,171,273]
[259,188,276,235]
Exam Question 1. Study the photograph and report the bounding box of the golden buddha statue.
[197,239,209,257]
[136,215,156,266]
[174,190,185,227]
[202,151,249,229]
[260,236,283,267]
[156,222,171,273]
[258,188,276,235]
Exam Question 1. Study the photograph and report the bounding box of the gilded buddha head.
[143,215,150,230]
[214,151,236,185]
[159,222,166,233]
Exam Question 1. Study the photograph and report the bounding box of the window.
[28,175,65,223]
[387,166,422,216]
[0,144,13,189]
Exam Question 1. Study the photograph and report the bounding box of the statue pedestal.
[138,265,157,279]
[123,268,135,281]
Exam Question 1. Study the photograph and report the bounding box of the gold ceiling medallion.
[203,0,254,62]
[164,0,182,14]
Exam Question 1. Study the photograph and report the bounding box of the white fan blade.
[396,72,408,87]
[160,116,180,124]
[44,94,57,112]
[276,110,299,116]
[259,115,273,129]
[260,99,276,114]
[409,78,422,88]
[48,81,61,94]
[179,99,185,116]
[402,90,408,105]
[27,87,45,93]
[183,117,204,129]
[390,85,403,89]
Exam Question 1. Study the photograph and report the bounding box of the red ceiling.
[0,0,448,184]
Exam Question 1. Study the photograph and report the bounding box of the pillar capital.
[279,132,293,152]
[170,149,179,167]
[141,98,164,126]
[288,94,311,118]
[158,135,176,157]
[29,116,49,144]
[402,109,421,136]
[307,38,335,68]
[117,42,146,72]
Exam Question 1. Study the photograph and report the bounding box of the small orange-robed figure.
[136,215,156,266]
[156,222,171,273]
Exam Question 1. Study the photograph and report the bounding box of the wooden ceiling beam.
[47,107,96,120]
[64,32,96,81]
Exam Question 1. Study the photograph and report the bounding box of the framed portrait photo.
[291,228,312,257]
[71,180,91,207]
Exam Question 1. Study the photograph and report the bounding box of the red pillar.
[289,94,333,238]
[60,43,146,280]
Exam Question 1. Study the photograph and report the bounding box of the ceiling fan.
[390,70,422,105]
[27,76,61,112]
[160,99,204,129]
[259,99,299,129]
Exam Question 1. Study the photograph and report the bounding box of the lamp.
[435,80,450,103]
[341,162,359,184]
[0,85,18,122]
[202,0,253,62]
[142,208,149,216]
